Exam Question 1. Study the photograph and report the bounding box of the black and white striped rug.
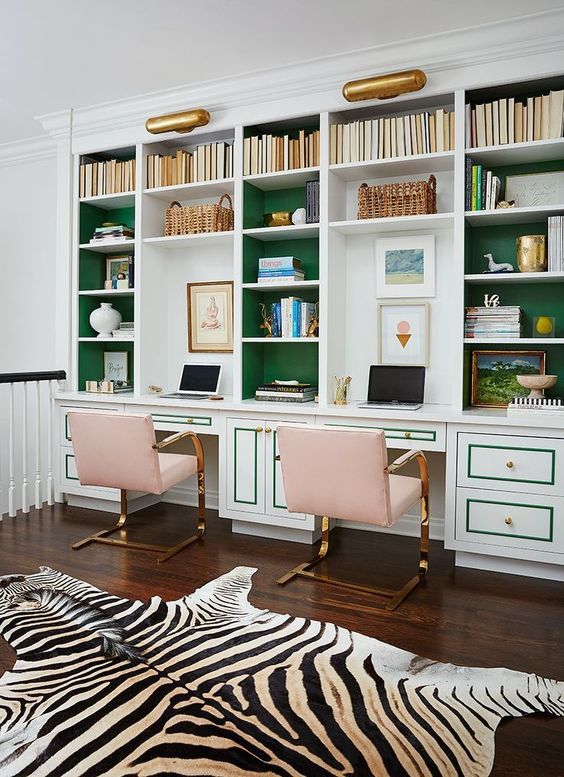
[0,566,562,776]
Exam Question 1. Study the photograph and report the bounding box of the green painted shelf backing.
[242,288,319,338]
[242,342,319,399]
[78,296,135,338]
[465,220,549,274]
[78,341,134,391]
[79,202,135,245]
[243,183,315,229]
[242,235,319,284]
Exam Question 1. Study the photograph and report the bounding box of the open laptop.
[357,365,425,410]
[162,363,222,399]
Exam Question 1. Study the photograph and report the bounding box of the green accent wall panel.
[79,203,135,244]
[466,282,564,337]
[242,235,319,283]
[465,221,549,275]
[78,341,134,390]
[242,342,319,399]
[242,288,319,338]
[78,296,135,338]
[243,183,309,229]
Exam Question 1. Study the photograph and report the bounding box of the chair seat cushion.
[158,453,198,493]
[388,475,422,525]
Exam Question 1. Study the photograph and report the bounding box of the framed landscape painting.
[375,235,435,298]
[471,350,546,408]
[187,281,233,353]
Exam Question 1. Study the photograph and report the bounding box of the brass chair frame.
[71,430,206,563]
[276,449,429,611]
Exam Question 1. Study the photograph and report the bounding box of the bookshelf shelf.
[143,231,235,248]
[242,280,319,291]
[80,191,135,209]
[78,289,135,296]
[79,239,135,254]
[242,224,319,241]
[242,337,319,343]
[329,151,455,181]
[464,272,564,284]
[465,138,564,165]
[329,213,454,235]
[464,338,564,345]
[243,167,319,191]
[144,178,234,201]
[465,204,564,226]
[78,337,135,343]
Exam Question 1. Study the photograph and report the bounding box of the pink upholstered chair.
[67,411,206,563]
[276,424,429,610]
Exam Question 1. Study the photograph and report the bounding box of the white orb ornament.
[292,208,307,225]
[89,302,122,338]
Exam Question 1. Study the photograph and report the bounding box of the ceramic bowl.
[516,374,557,398]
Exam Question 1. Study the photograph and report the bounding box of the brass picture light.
[342,69,427,102]
[145,108,211,134]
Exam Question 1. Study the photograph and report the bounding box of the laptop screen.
[179,364,221,393]
[367,365,425,403]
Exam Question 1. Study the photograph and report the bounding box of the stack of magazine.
[465,306,521,338]
[255,381,317,403]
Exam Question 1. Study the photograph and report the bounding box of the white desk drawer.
[316,417,445,451]
[128,406,218,434]
[59,450,117,497]
[456,487,563,554]
[457,432,564,495]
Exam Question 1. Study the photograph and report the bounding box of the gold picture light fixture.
[145,108,211,135]
[342,69,427,102]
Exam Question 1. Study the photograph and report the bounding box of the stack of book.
[465,159,501,210]
[306,180,319,223]
[508,396,564,414]
[146,142,233,187]
[112,322,135,340]
[548,215,564,271]
[268,297,317,338]
[79,158,136,198]
[255,382,317,403]
[466,89,564,148]
[89,225,134,244]
[243,129,320,175]
[464,306,522,339]
[329,109,455,164]
[257,256,305,284]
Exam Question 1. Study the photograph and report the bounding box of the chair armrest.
[386,449,429,496]
[152,430,204,466]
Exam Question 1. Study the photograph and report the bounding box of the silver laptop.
[357,365,425,410]
[162,363,222,399]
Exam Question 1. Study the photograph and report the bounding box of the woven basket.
[357,175,436,219]
[164,193,234,236]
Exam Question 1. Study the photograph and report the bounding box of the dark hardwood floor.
[0,502,562,776]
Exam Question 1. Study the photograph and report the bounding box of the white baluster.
[34,381,42,509]
[8,383,15,518]
[47,380,54,506]
[21,382,29,514]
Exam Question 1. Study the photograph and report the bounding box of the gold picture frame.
[471,350,546,408]
[187,281,233,353]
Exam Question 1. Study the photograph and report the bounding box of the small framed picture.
[377,302,429,366]
[103,351,129,384]
[505,171,564,208]
[471,350,546,408]
[106,255,133,290]
[375,235,435,298]
[187,281,234,353]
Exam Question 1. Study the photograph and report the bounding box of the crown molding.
[0,135,56,167]
[37,8,564,141]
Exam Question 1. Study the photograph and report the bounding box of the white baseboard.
[336,512,445,542]
[456,551,564,581]
[163,484,219,511]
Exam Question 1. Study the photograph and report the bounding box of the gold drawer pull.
[185,418,194,424]
[506,461,514,469]
[255,426,264,433]
[404,431,412,439]
[265,427,272,434]
[504,516,513,526]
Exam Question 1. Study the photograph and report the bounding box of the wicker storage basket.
[165,193,234,236]
[357,175,436,220]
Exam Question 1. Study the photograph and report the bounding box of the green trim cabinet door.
[226,418,265,514]
[264,421,308,521]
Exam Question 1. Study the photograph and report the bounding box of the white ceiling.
[1,0,563,145]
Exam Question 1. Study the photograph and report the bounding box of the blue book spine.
[270,302,281,337]
[258,269,301,277]
[292,300,300,337]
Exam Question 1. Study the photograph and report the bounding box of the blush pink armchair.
[67,411,206,563]
[276,424,429,610]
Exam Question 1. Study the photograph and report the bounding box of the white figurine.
[483,253,514,273]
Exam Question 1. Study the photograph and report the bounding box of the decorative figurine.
[483,253,514,273]
[483,293,500,308]
[306,302,319,337]
[334,376,352,405]
[259,302,273,337]
[292,207,307,225]
[495,200,516,209]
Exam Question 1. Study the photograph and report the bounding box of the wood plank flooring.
[0,502,562,776]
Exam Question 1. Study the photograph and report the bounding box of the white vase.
[292,207,307,225]
[89,302,122,338]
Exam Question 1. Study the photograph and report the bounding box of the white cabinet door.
[226,418,265,514]
[264,420,309,522]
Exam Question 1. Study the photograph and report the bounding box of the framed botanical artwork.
[103,351,129,385]
[505,171,564,208]
[187,281,234,353]
[375,235,435,298]
[106,255,133,290]
[377,302,429,366]
[471,350,546,408]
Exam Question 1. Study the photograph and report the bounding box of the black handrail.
[0,371,66,385]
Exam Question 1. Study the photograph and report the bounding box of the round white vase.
[89,302,122,338]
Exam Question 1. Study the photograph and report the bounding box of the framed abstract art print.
[377,302,429,366]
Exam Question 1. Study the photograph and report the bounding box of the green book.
[471,165,478,211]
[476,164,483,210]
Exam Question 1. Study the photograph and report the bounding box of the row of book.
[255,382,317,403]
[89,224,134,244]
[268,298,317,338]
[80,158,136,199]
[548,216,564,272]
[466,90,564,148]
[464,306,522,339]
[508,397,564,415]
[257,256,305,284]
[146,142,233,188]
[465,160,501,211]
[305,179,319,224]
[243,130,320,176]
[329,109,455,165]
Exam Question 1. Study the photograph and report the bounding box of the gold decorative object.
[516,235,547,273]
[145,108,210,135]
[263,211,293,227]
[495,200,516,209]
[306,302,319,338]
[334,376,352,405]
[342,69,427,102]
[259,303,273,337]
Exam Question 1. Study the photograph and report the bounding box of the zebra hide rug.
[0,567,562,777]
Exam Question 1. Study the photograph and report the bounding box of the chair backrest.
[68,411,164,494]
[277,424,394,526]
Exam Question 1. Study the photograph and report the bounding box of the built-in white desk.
[55,392,564,582]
